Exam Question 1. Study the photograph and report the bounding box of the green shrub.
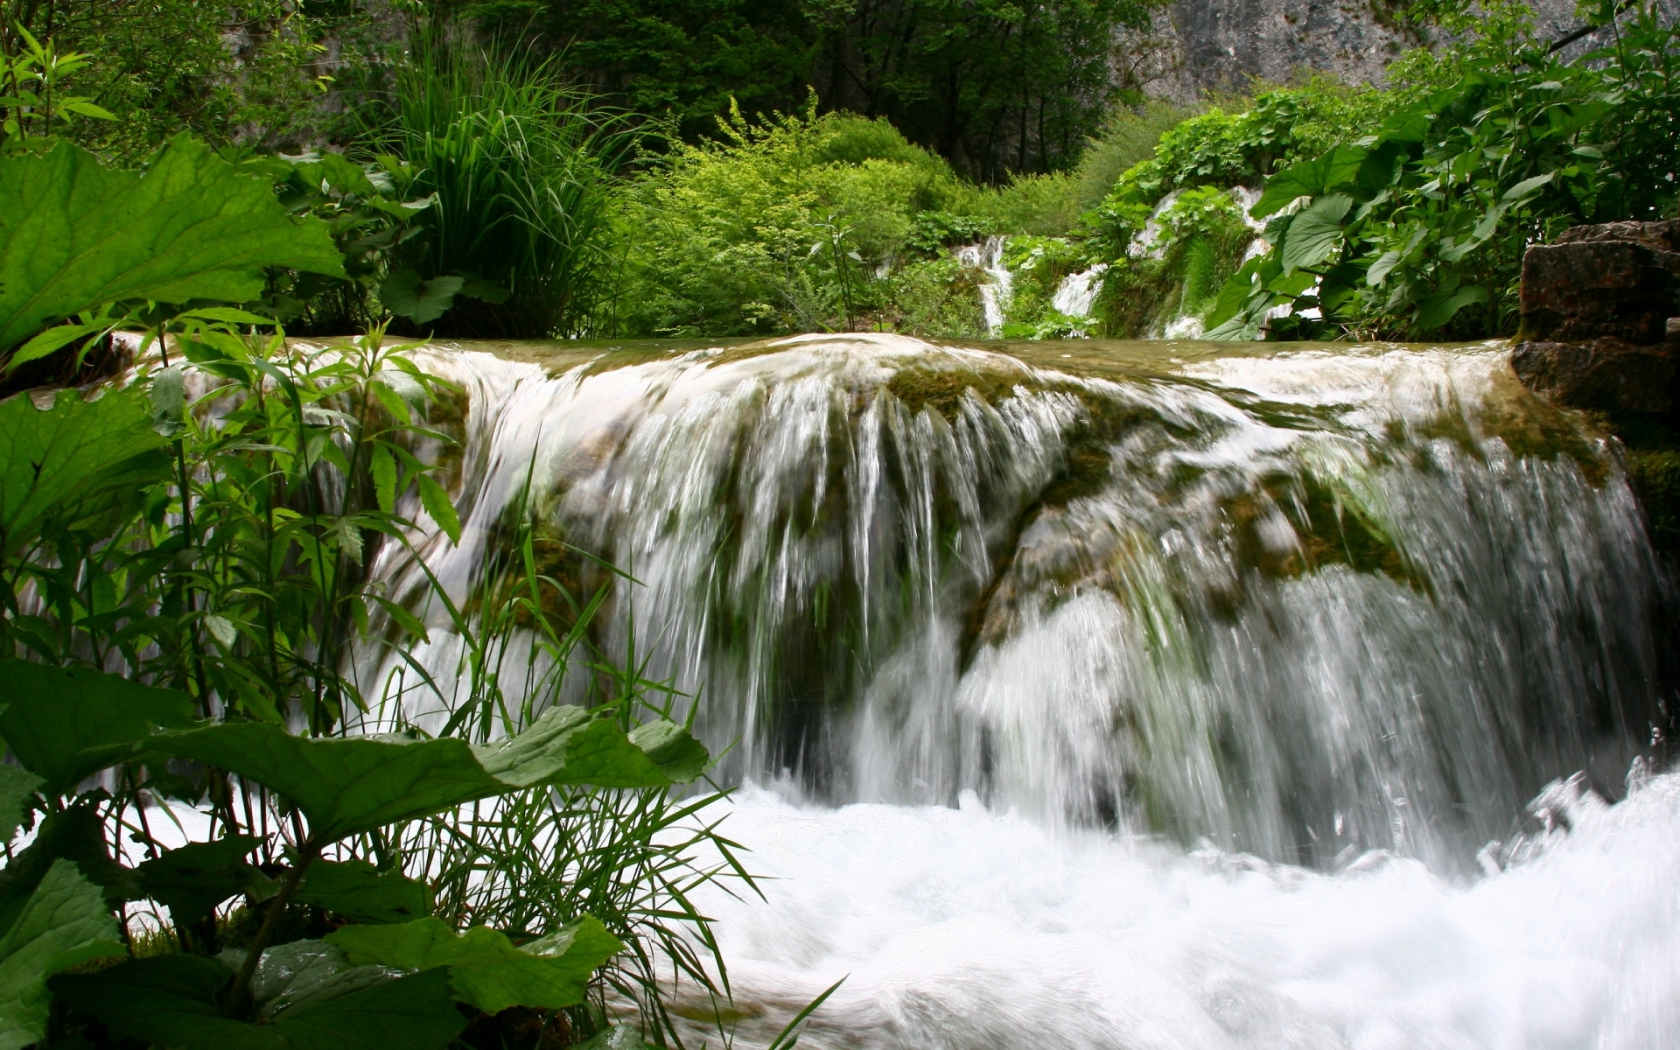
[1073,99,1202,212]
[614,101,966,336]
[367,35,628,338]
[1093,185,1254,337]
[1205,0,1680,341]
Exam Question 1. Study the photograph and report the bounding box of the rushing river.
[358,334,1676,1048]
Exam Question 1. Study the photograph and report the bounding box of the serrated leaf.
[0,767,41,845]
[328,916,621,1014]
[0,860,125,1050]
[0,804,135,937]
[133,837,264,926]
[0,136,344,354]
[0,386,172,556]
[416,473,461,545]
[1279,194,1353,275]
[0,661,197,794]
[295,861,430,925]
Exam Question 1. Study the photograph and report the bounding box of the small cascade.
[1049,264,1108,319]
[953,236,1013,335]
[357,334,1670,875]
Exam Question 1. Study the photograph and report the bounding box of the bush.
[1205,0,1680,341]
[614,101,968,336]
[367,34,629,339]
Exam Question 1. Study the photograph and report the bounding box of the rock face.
[1510,220,1680,415]
[1134,0,1639,102]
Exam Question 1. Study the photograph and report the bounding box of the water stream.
[358,334,1675,1048]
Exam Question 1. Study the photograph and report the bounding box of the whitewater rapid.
[345,333,1675,1048]
[682,769,1680,1050]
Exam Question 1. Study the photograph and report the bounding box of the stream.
[354,333,1677,1048]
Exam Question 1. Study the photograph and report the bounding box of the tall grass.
[370,34,629,338]
[3,322,747,1047]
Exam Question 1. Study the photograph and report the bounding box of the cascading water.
[359,334,1676,1047]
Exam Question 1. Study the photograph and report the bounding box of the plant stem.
[223,837,321,1018]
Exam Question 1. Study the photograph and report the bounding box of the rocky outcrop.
[1132,0,1649,103]
[1511,220,1680,414]
[1511,220,1680,550]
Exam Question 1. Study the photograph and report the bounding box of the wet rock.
[1510,337,1676,414]
[1518,224,1680,345]
[1512,221,1680,414]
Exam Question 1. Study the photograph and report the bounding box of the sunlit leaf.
[0,136,344,353]
[329,916,621,1013]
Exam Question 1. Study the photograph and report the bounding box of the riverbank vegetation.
[1,0,1678,1046]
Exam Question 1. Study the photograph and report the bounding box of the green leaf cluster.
[1203,1,1680,341]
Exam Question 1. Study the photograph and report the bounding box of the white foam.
[685,773,1680,1049]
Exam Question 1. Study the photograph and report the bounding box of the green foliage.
[294,861,430,926]
[329,917,620,1013]
[1072,100,1201,212]
[616,102,968,335]
[1205,1,1680,341]
[468,0,1163,177]
[0,25,114,144]
[0,135,342,365]
[0,861,123,1050]
[0,660,196,793]
[366,36,627,338]
[1089,184,1254,338]
[0,0,379,164]
[0,386,170,555]
[54,955,466,1050]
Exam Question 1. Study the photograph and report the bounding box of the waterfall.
[361,334,1667,867]
[954,236,1013,335]
[357,334,1676,1046]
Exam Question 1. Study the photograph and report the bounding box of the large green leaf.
[1252,145,1368,218]
[0,860,125,1050]
[148,707,709,841]
[270,966,462,1050]
[0,135,345,352]
[249,940,395,1020]
[134,837,266,926]
[0,804,133,937]
[0,386,172,556]
[0,660,197,794]
[53,954,280,1050]
[328,916,621,1014]
[53,953,462,1050]
[294,860,430,925]
[473,706,709,790]
[1279,194,1353,275]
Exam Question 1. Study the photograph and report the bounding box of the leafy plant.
[1204,0,1680,341]
[0,135,343,379]
[363,33,628,338]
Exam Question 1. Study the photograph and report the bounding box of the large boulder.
[1512,220,1680,415]
[1518,220,1680,345]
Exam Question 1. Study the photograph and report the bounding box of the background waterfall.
[356,334,1670,877]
